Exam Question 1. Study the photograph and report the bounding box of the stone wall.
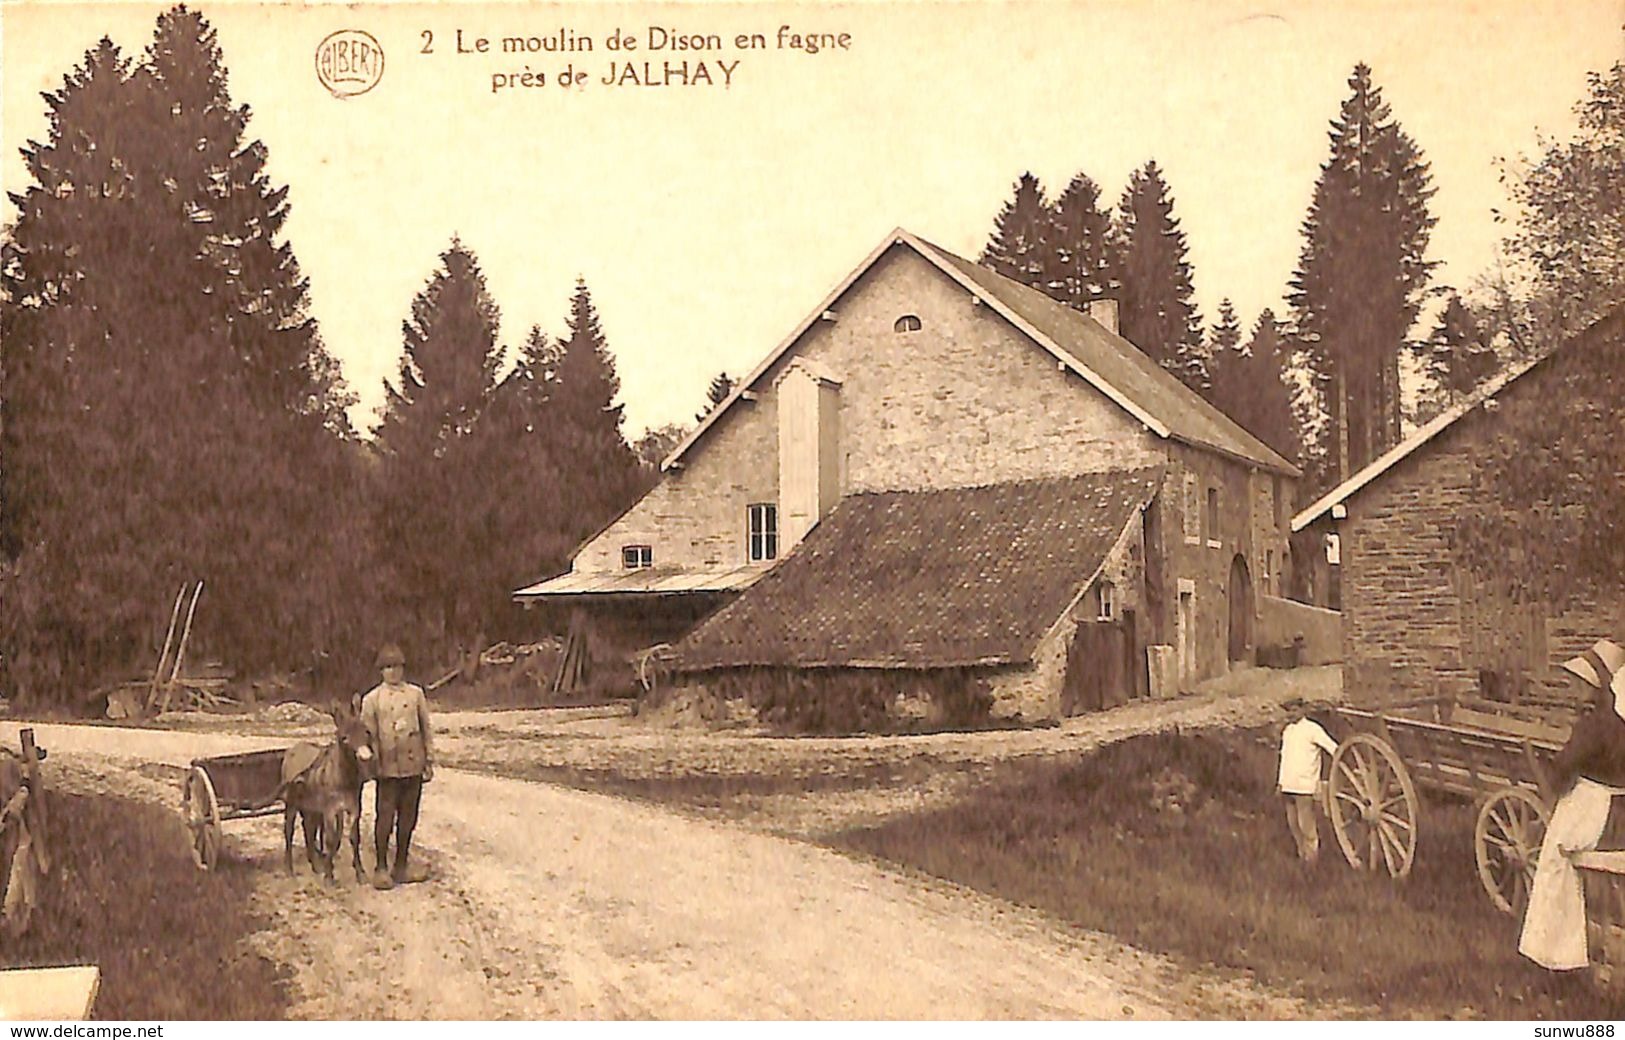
[1257,595,1343,665]
[1336,365,1625,705]
[576,244,1162,574]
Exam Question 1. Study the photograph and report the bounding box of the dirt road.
[1,671,1341,1019]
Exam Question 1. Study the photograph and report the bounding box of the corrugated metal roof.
[513,564,767,598]
[673,468,1163,671]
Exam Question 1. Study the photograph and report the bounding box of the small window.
[1265,549,1275,593]
[1206,487,1221,547]
[1096,580,1116,621]
[1182,472,1201,545]
[622,545,653,570]
[893,314,922,334]
[748,503,778,562]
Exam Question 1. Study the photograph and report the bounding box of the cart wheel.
[1476,786,1548,916]
[1328,733,1420,878]
[181,767,221,871]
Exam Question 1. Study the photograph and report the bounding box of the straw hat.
[375,643,406,669]
[1560,639,1625,690]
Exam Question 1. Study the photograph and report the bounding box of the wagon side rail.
[1333,706,1561,801]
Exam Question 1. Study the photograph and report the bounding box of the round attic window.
[894,314,923,333]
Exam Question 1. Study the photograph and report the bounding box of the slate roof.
[665,228,1298,477]
[913,236,1298,476]
[673,468,1164,671]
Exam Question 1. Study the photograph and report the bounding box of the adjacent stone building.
[516,229,1300,720]
[1292,311,1624,707]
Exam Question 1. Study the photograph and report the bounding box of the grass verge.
[0,791,289,1019]
[829,730,1622,1019]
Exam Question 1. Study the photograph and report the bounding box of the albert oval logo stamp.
[315,29,385,98]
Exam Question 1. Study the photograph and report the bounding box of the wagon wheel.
[1328,733,1420,878]
[181,767,221,871]
[1475,786,1549,916]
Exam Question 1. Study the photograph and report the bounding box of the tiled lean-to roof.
[673,467,1164,671]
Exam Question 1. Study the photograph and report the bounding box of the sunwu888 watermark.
[1535,1025,1616,1037]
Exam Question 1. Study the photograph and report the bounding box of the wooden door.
[1063,621,1132,715]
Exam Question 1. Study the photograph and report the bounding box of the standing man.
[359,643,434,890]
[1277,706,1340,863]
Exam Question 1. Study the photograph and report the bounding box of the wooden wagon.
[180,747,290,871]
[1325,695,1575,915]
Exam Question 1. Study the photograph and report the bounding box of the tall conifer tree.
[1042,172,1118,310]
[1289,63,1436,492]
[374,238,504,647]
[1204,299,1245,414]
[551,280,643,545]
[1116,161,1206,393]
[981,172,1050,291]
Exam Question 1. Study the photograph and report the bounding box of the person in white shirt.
[1278,708,1340,862]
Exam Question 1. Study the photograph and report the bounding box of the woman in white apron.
[1519,638,1625,970]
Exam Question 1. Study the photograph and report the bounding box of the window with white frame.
[748,503,778,562]
[1182,472,1200,544]
[1206,486,1221,547]
[622,545,653,570]
[894,314,922,334]
[1096,580,1116,621]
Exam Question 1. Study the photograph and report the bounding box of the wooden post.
[165,581,205,711]
[19,731,46,875]
[147,585,188,712]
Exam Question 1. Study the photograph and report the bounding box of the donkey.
[280,701,374,883]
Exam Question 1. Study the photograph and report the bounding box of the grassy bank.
[0,791,289,1019]
[831,730,1620,1019]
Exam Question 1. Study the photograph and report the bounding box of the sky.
[3,0,1622,437]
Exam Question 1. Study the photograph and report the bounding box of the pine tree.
[1116,161,1206,393]
[3,9,363,700]
[1421,295,1498,402]
[374,238,504,647]
[698,370,734,422]
[1289,63,1437,492]
[551,279,643,545]
[1042,172,1118,310]
[1,38,146,700]
[136,6,362,675]
[1204,299,1245,414]
[981,172,1050,292]
[456,324,577,639]
[1234,309,1302,462]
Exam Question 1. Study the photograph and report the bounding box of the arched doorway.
[1228,554,1254,662]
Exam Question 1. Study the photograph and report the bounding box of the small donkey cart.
[180,746,290,871]
[1323,695,1572,915]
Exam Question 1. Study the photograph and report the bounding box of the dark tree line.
[981,165,1289,461]
[0,7,648,706]
[979,63,1499,491]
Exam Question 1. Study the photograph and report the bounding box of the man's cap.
[375,643,406,669]
[1560,639,1625,690]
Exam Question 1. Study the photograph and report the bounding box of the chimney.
[1087,298,1119,336]
[776,359,843,552]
